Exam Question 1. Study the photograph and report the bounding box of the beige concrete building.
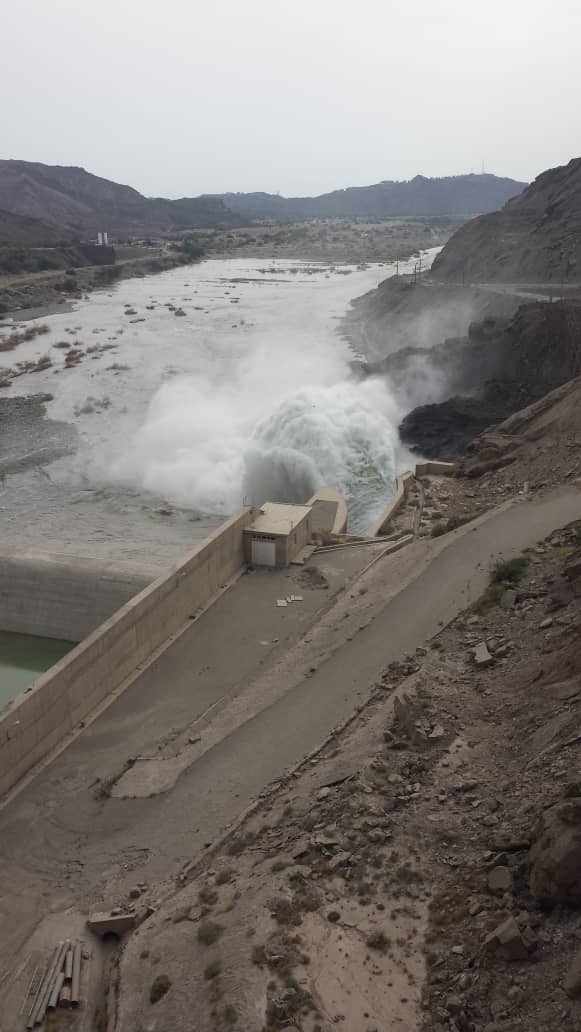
[243,502,313,568]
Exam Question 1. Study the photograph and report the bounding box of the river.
[0,249,440,570]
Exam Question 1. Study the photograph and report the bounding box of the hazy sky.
[4,0,580,198]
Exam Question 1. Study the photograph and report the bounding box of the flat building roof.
[245,502,312,537]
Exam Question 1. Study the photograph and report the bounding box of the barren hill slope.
[216,173,526,221]
[0,208,75,247]
[432,157,581,283]
[0,160,242,234]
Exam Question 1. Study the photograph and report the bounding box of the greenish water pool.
[0,631,73,707]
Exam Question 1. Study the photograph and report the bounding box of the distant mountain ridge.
[0,161,528,241]
[0,160,243,235]
[432,157,581,283]
[214,173,527,221]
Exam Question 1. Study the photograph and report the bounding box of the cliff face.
[431,158,581,284]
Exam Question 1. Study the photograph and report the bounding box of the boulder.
[473,643,493,668]
[529,797,581,906]
[488,866,513,893]
[484,916,529,960]
[564,550,581,586]
[564,946,581,998]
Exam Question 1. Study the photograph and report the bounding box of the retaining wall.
[0,556,153,642]
[0,508,257,799]
[308,488,348,536]
[369,471,415,537]
[369,462,458,537]
[415,461,457,477]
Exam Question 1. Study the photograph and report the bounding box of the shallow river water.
[0,250,439,568]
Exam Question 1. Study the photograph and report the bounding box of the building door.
[251,538,276,567]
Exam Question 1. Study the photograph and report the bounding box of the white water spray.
[107,258,423,531]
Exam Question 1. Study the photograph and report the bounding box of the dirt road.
[1,481,580,1021]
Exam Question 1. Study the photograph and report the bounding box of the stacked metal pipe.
[25,940,82,1028]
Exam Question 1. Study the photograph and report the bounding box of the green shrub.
[150,974,171,1004]
[204,959,222,980]
[431,515,467,538]
[95,264,122,285]
[197,920,223,946]
[431,522,447,537]
[366,930,390,952]
[173,236,205,261]
[491,556,529,585]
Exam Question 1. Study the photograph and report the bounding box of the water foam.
[111,373,398,531]
[109,263,405,531]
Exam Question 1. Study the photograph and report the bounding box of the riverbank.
[0,248,195,318]
[0,216,456,320]
[206,215,457,264]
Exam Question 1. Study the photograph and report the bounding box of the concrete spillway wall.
[0,507,258,799]
[369,471,415,537]
[369,462,457,537]
[0,555,153,642]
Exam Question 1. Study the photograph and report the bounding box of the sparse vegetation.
[470,554,529,615]
[215,867,235,885]
[197,920,223,946]
[492,556,529,584]
[94,264,122,285]
[199,884,219,906]
[54,277,77,292]
[366,930,390,952]
[150,974,171,1004]
[204,959,222,980]
[0,323,50,351]
[431,522,448,537]
[172,236,206,261]
[431,514,468,537]
[251,943,266,966]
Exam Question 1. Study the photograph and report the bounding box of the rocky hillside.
[0,160,242,235]
[398,300,581,458]
[432,157,581,283]
[345,276,524,362]
[215,173,526,221]
[0,209,75,247]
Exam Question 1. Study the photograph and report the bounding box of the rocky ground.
[110,505,581,1032]
[396,301,581,462]
[404,370,581,546]
[206,217,454,265]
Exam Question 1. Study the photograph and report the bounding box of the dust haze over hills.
[0,160,526,244]
[214,174,527,221]
[0,160,243,237]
